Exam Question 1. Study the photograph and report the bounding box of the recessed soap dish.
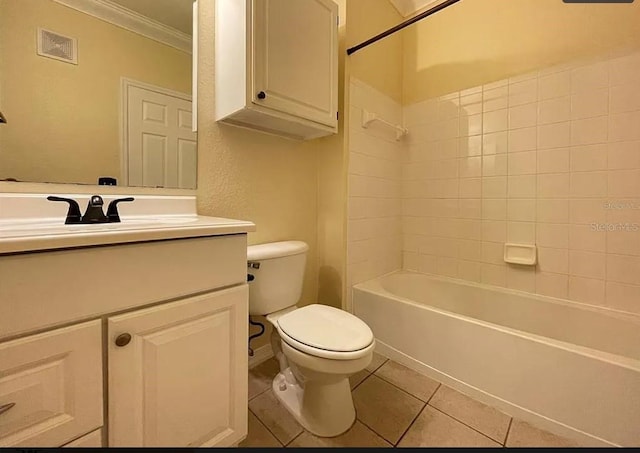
[504,243,537,265]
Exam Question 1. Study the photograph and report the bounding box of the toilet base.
[271,368,356,438]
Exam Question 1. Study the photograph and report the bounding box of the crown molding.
[52,0,192,54]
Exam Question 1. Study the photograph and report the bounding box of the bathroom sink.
[0,193,256,254]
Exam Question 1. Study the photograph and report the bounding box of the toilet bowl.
[247,241,375,437]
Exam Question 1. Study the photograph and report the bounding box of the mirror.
[0,0,196,189]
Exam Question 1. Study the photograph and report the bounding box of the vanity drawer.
[0,234,247,339]
[0,320,103,447]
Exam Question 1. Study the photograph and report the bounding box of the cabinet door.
[0,321,103,447]
[108,285,248,447]
[252,0,338,127]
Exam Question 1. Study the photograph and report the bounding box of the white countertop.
[0,193,256,254]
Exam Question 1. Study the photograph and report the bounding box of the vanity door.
[107,285,248,447]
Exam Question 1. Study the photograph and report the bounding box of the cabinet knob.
[257,91,266,100]
[115,333,132,347]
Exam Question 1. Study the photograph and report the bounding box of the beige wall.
[346,0,404,104]
[0,0,191,185]
[403,0,640,103]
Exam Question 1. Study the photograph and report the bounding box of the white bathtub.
[353,271,640,447]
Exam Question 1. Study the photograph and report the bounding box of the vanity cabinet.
[214,0,339,140]
[108,286,247,447]
[0,230,252,448]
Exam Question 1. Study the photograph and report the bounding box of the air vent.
[37,28,77,64]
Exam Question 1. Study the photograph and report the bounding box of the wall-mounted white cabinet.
[215,0,339,140]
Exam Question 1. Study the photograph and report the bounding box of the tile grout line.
[248,384,271,402]
[285,430,304,448]
[427,404,504,446]
[394,401,427,447]
[350,370,373,392]
[353,415,398,447]
[247,406,286,448]
[393,383,444,447]
[503,417,514,447]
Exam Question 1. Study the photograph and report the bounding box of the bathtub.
[353,271,640,447]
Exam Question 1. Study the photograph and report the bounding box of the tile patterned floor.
[241,353,583,448]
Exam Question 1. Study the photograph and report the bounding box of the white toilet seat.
[275,304,375,360]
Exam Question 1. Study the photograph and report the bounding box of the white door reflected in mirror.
[123,80,197,190]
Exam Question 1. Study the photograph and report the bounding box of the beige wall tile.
[570,144,607,172]
[481,263,507,287]
[571,88,609,120]
[537,247,569,274]
[399,51,639,310]
[536,272,569,299]
[509,127,537,153]
[606,281,640,313]
[539,71,571,101]
[507,266,537,293]
[569,250,606,279]
[538,148,570,174]
[568,276,606,305]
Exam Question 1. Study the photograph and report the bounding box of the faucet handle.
[47,196,82,224]
[106,197,134,223]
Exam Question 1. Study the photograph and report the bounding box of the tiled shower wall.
[401,50,640,315]
[347,79,403,301]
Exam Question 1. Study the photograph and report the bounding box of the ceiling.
[109,0,193,35]
[387,0,444,17]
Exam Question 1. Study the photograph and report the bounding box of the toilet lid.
[277,304,374,353]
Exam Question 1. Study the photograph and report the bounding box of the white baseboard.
[248,343,273,369]
[374,340,615,447]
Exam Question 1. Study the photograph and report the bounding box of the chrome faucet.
[47,195,134,224]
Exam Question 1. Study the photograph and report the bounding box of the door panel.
[252,0,338,127]
[126,84,197,189]
[108,286,248,447]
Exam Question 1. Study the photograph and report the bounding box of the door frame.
[119,78,192,186]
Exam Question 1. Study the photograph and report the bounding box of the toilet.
[247,240,375,437]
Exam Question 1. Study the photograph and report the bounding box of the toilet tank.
[247,241,309,316]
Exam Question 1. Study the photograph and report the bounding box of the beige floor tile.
[429,385,511,443]
[398,406,501,448]
[506,419,580,447]
[248,390,303,445]
[349,369,371,390]
[375,360,440,402]
[352,375,424,445]
[288,421,392,448]
[365,351,388,372]
[239,411,282,448]
[248,358,280,400]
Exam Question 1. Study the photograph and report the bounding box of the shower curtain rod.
[346,0,462,56]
